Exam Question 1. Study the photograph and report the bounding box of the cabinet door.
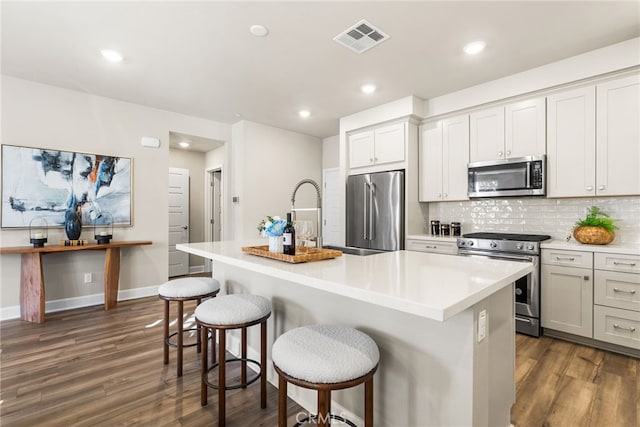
[374,123,405,165]
[419,121,443,202]
[596,74,640,196]
[470,106,504,162]
[546,86,596,197]
[542,264,593,338]
[505,97,546,158]
[442,115,469,201]
[349,130,375,168]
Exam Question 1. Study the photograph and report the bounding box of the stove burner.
[462,232,551,242]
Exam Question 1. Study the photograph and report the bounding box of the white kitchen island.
[177,240,533,427]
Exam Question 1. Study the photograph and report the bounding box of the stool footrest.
[165,328,211,349]
[294,413,357,427]
[204,358,262,390]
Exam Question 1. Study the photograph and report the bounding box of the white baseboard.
[0,285,160,321]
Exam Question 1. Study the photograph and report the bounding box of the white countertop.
[178,240,532,322]
[541,239,640,255]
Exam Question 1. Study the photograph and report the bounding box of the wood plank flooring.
[1,296,638,426]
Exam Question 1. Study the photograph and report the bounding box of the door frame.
[204,165,224,273]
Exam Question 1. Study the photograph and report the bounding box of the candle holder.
[29,217,48,248]
[93,212,113,244]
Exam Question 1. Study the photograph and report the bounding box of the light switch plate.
[477,309,487,342]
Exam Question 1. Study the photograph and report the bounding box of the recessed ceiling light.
[179,141,190,148]
[250,25,269,37]
[463,41,486,55]
[298,110,311,118]
[361,84,376,94]
[100,49,123,63]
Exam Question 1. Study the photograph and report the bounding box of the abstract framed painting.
[1,144,132,228]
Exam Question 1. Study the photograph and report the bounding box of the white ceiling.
[2,1,639,145]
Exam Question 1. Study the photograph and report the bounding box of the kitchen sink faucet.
[290,179,322,248]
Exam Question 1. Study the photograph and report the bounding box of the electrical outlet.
[477,309,487,342]
[84,273,92,283]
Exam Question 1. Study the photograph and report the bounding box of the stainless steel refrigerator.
[346,170,404,251]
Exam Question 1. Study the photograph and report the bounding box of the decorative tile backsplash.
[426,196,640,244]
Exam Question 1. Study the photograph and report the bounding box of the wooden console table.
[0,241,152,323]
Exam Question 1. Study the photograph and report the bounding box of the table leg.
[104,247,121,310]
[20,252,45,323]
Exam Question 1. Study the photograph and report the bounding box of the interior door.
[322,168,340,246]
[211,170,222,241]
[168,167,189,277]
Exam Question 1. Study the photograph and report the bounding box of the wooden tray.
[241,245,342,263]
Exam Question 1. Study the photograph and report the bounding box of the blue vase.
[64,208,82,240]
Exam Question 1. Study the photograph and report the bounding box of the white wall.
[231,120,322,241]
[0,76,231,316]
[322,135,339,169]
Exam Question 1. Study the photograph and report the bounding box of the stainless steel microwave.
[468,155,546,198]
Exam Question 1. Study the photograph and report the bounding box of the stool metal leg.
[177,300,184,377]
[241,326,247,388]
[201,324,208,406]
[218,328,226,427]
[318,390,330,427]
[365,377,374,427]
[278,374,287,427]
[163,300,169,366]
[261,321,267,409]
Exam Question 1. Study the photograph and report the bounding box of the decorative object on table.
[93,212,113,244]
[242,245,342,263]
[28,217,48,247]
[282,213,295,255]
[1,144,132,228]
[257,215,287,252]
[60,239,89,246]
[64,194,83,241]
[572,206,618,245]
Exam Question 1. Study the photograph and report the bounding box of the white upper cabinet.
[469,97,546,163]
[349,122,405,170]
[419,114,469,202]
[547,86,596,197]
[505,98,546,158]
[547,73,639,198]
[469,106,504,162]
[596,74,640,196]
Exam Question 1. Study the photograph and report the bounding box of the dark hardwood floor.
[1,296,638,426]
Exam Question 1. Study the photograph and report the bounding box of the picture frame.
[1,144,133,228]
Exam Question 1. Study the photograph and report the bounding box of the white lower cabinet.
[541,262,593,338]
[593,253,640,349]
[406,238,457,255]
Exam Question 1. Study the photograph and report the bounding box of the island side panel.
[214,260,513,427]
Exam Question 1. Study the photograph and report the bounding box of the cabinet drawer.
[594,270,640,312]
[593,305,640,349]
[406,239,457,255]
[542,249,593,268]
[595,253,640,274]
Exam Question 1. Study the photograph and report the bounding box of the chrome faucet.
[290,179,322,248]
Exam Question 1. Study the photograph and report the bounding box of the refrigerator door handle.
[363,181,369,240]
[369,183,376,241]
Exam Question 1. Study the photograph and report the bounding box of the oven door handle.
[515,316,533,324]
[458,250,534,263]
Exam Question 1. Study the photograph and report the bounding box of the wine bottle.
[283,213,295,255]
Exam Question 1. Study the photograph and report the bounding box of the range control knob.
[467,240,474,247]
[515,243,523,250]
[490,241,498,248]
[527,244,535,251]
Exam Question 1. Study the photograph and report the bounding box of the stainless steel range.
[457,232,551,337]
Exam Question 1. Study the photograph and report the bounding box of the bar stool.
[158,277,220,377]
[195,294,272,427]
[272,324,380,427]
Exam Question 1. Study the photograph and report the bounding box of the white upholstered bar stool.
[195,294,272,427]
[272,324,380,427]
[158,277,221,377]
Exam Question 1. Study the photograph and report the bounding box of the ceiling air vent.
[334,19,390,54]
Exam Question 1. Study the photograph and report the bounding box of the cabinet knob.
[506,150,511,156]
[583,276,590,281]
[369,158,374,163]
[498,151,503,157]
[586,186,593,191]
[438,193,442,198]
[598,185,605,191]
